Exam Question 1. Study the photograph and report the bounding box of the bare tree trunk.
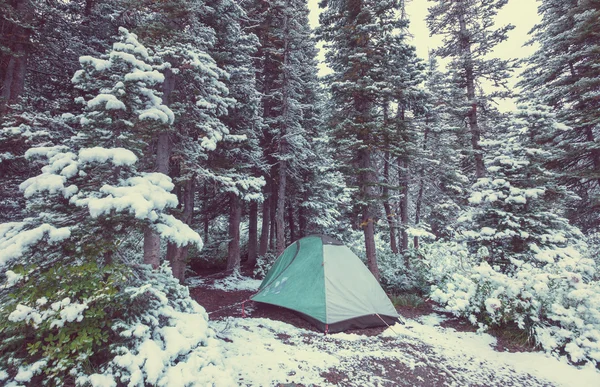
[259,185,271,257]
[288,201,295,243]
[360,148,380,281]
[458,10,485,178]
[0,0,31,111]
[298,202,306,239]
[247,201,258,267]
[143,132,170,268]
[414,178,424,249]
[399,159,409,253]
[414,123,430,250]
[382,101,398,256]
[143,66,176,268]
[269,188,276,251]
[167,177,194,283]
[203,187,209,245]
[226,193,242,273]
[275,160,287,256]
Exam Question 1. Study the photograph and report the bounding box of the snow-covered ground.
[186,275,262,291]
[212,313,600,386]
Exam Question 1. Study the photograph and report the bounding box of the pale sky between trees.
[307,0,542,111]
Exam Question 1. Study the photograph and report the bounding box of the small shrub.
[390,293,426,309]
[254,253,276,280]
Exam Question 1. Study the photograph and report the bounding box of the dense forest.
[0,0,599,385]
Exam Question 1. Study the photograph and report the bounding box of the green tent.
[250,235,400,333]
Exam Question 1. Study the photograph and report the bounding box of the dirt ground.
[188,268,551,387]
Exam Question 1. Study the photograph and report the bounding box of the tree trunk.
[399,159,409,253]
[298,202,307,239]
[259,185,271,257]
[359,148,380,281]
[143,65,176,268]
[458,10,485,178]
[269,188,276,251]
[167,177,194,283]
[275,160,287,256]
[288,201,295,243]
[143,132,170,267]
[247,201,258,267]
[414,123,430,250]
[203,187,209,245]
[0,0,31,111]
[382,151,398,253]
[143,228,161,269]
[381,100,398,253]
[226,193,242,273]
[414,178,424,249]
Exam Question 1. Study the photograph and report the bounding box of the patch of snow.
[211,275,262,292]
[383,319,600,387]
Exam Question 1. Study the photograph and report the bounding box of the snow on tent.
[250,235,400,333]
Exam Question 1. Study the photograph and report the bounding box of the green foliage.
[390,293,426,309]
[0,261,131,384]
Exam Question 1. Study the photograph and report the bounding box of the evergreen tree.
[0,29,202,383]
[427,0,515,179]
[318,0,388,279]
[519,0,600,230]
[457,106,582,270]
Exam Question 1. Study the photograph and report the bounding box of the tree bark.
[458,9,485,178]
[0,0,31,111]
[414,178,424,250]
[167,177,194,283]
[143,132,170,267]
[398,159,409,253]
[247,201,258,267]
[382,94,398,256]
[226,192,242,273]
[288,201,295,243]
[359,147,380,281]
[259,185,271,257]
[383,153,398,254]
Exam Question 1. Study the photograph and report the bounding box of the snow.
[79,147,138,166]
[19,174,66,198]
[0,223,72,267]
[87,94,126,110]
[81,173,178,221]
[186,275,262,292]
[124,69,164,84]
[88,374,116,387]
[211,315,600,387]
[79,55,111,71]
[212,275,262,292]
[14,360,47,383]
[384,316,600,387]
[154,214,203,248]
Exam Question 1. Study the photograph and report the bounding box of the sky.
[307,0,542,110]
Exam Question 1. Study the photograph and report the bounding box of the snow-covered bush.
[77,264,234,386]
[253,253,277,280]
[344,230,423,292]
[429,249,600,364]
[428,108,600,365]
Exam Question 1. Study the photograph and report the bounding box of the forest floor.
[187,270,599,387]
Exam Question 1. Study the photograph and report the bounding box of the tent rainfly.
[250,235,400,333]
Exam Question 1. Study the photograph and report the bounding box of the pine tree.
[519,0,600,230]
[0,30,202,383]
[427,0,515,179]
[318,0,414,280]
[457,106,582,270]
